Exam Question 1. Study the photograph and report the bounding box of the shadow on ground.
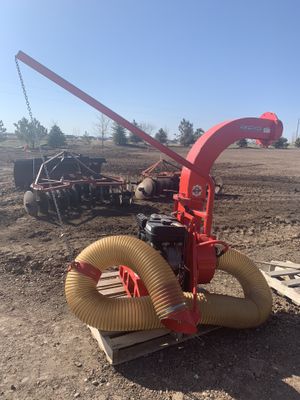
[115,312,300,400]
[35,202,161,227]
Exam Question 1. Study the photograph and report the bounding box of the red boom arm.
[15,51,205,180]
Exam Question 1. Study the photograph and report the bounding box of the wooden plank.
[256,260,300,271]
[270,260,300,270]
[261,271,300,306]
[88,325,219,365]
[99,286,126,297]
[88,269,221,364]
[282,278,300,287]
[109,328,170,349]
[89,326,115,363]
[97,278,122,289]
[112,326,219,365]
[97,271,126,298]
[100,271,119,279]
[267,269,300,278]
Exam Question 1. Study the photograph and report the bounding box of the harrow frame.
[23,151,132,216]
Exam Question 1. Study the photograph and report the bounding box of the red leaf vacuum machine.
[16,51,283,334]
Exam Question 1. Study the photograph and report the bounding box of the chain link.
[15,57,75,261]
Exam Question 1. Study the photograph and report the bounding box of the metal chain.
[15,57,75,261]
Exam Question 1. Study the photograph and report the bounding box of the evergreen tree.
[0,120,6,134]
[112,122,127,145]
[0,120,7,141]
[128,120,143,143]
[294,137,300,148]
[48,124,66,148]
[154,128,168,144]
[14,117,47,148]
[193,128,204,142]
[273,137,289,149]
[178,118,194,146]
[237,138,248,148]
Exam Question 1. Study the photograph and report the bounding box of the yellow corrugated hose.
[65,235,272,331]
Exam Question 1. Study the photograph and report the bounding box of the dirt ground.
[0,142,299,400]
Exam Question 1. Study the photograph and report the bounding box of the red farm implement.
[18,151,131,217]
[16,50,283,336]
[135,158,223,200]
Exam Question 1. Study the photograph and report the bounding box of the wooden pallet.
[88,270,218,365]
[258,260,300,306]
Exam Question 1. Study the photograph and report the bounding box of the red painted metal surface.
[32,178,125,192]
[176,112,283,234]
[161,308,200,334]
[69,261,102,282]
[119,266,148,297]
[142,159,180,177]
[174,112,283,288]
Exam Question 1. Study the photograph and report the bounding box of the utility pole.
[296,118,300,141]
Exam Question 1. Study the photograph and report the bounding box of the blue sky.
[1,0,299,138]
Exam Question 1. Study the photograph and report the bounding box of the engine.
[136,213,187,288]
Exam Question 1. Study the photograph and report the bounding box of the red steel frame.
[31,150,125,193]
[119,265,148,297]
[142,158,181,177]
[16,51,283,298]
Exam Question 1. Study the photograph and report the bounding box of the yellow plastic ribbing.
[65,235,272,331]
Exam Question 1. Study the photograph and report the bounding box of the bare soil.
[0,142,299,400]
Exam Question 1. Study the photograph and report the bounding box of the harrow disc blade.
[213,176,223,195]
[135,177,156,200]
[36,191,49,215]
[89,184,97,207]
[68,187,80,209]
[121,191,133,206]
[73,184,82,204]
[47,189,69,213]
[110,193,122,207]
[23,190,38,217]
[57,189,70,211]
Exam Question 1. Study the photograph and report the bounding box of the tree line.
[2,116,205,148]
[111,118,293,149]
[236,137,292,149]
[0,118,297,149]
[0,118,65,148]
[111,118,204,146]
